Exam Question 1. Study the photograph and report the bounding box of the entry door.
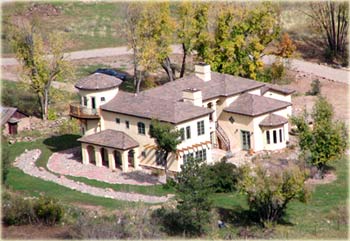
[91,97,96,109]
[241,130,251,150]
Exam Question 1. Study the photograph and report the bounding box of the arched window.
[137,122,145,134]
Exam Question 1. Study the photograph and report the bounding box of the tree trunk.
[161,57,175,82]
[163,151,169,182]
[132,41,138,87]
[43,88,49,120]
[136,70,142,94]
[180,43,187,78]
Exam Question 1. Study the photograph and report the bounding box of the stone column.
[81,143,89,165]
[121,150,129,172]
[133,148,140,170]
[95,147,102,167]
[107,148,116,170]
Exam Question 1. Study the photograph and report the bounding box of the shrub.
[206,160,243,193]
[306,79,321,96]
[67,213,131,239]
[47,108,58,120]
[58,118,80,135]
[239,164,310,227]
[173,157,213,236]
[33,196,64,226]
[2,192,65,226]
[2,192,37,226]
[291,97,348,175]
[162,177,176,190]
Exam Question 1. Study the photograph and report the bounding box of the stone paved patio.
[14,149,169,203]
[47,147,166,186]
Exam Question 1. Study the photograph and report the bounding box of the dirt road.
[2,45,349,84]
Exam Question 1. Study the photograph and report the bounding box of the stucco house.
[70,64,294,172]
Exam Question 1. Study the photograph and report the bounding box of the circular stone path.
[14,149,168,203]
[47,147,165,185]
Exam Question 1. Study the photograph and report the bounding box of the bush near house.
[291,97,348,176]
[238,164,310,227]
[206,159,243,193]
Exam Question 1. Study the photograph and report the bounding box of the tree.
[8,21,72,120]
[149,120,182,181]
[239,164,309,226]
[305,2,348,63]
[124,3,175,92]
[124,3,142,88]
[291,97,348,175]
[274,33,296,59]
[138,3,176,83]
[175,157,213,236]
[200,3,280,79]
[176,2,210,78]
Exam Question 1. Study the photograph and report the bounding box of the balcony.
[69,103,100,119]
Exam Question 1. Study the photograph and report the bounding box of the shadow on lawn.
[217,206,294,239]
[217,206,295,227]
[43,134,81,152]
[121,171,162,185]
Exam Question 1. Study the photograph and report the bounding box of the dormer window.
[101,97,105,102]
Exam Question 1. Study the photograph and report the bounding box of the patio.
[47,147,166,186]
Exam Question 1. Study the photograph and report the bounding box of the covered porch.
[78,129,140,172]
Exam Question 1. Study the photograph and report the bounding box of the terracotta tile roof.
[224,93,292,117]
[259,114,288,127]
[101,91,213,124]
[75,73,122,91]
[260,83,295,95]
[142,72,265,101]
[78,129,139,150]
[0,106,17,125]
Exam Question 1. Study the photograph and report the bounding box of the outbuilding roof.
[259,114,288,127]
[101,91,213,124]
[75,73,123,91]
[224,93,292,117]
[78,129,139,150]
[0,106,17,126]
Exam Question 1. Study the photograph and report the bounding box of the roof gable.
[224,93,291,117]
[78,129,139,150]
[101,91,213,124]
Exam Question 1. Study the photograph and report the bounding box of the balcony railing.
[69,103,99,119]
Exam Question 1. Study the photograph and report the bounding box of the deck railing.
[69,103,99,118]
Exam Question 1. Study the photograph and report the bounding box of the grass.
[4,136,145,209]
[208,156,348,239]
[1,79,79,116]
[4,135,171,210]
[2,2,127,55]
[66,175,174,197]
[6,168,134,210]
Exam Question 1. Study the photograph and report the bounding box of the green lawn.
[4,135,171,209]
[209,156,348,239]
[66,175,174,197]
[2,2,127,55]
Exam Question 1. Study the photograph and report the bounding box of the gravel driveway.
[2,45,348,84]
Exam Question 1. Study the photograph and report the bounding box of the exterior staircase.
[216,122,231,152]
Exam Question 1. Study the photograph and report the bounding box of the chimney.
[182,88,203,107]
[195,63,211,82]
